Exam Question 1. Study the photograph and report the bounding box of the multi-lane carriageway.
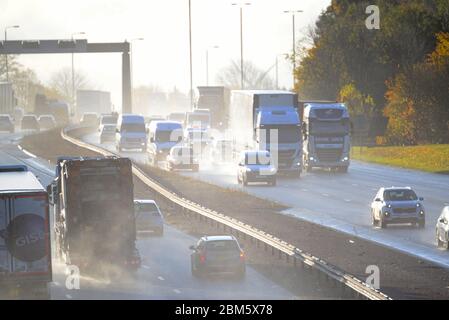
[83,132,449,270]
[0,131,313,300]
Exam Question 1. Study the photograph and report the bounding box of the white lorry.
[0,165,52,299]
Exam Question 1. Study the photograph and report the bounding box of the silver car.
[99,124,116,144]
[237,150,277,186]
[371,187,425,229]
[436,206,449,249]
[189,235,245,278]
[134,200,164,237]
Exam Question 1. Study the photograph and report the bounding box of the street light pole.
[71,31,85,114]
[4,25,20,82]
[188,0,194,109]
[206,45,219,86]
[284,10,303,89]
[232,2,251,90]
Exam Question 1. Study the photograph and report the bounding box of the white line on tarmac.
[173,289,181,294]
[158,276,165,281]
[65,294,72,299]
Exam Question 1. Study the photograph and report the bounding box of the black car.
[189,235,245,278]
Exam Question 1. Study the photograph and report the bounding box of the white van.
[116,114,147,152]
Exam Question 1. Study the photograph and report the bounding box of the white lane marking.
[158,276,165,281]
[322,193,329,197]
[173,289,181,294]
[352,183,358,187]
[17,145,37,158]
[301,189,308,192]
[349,240,355,244]
[142,265,150,270]
[344,199,352,202]
[53,281,61,287]
[65,294,72,299]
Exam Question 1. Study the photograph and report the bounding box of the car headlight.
[387,204,392,208]
[269,167,277,173]
[245,167,252,172]
[384,211,390,216]
[419,210,425,215]
[295,162,301,166]
[416,203,421,208]
[309,157,314,161]
[342,156,349,162]
[158,150,163,154]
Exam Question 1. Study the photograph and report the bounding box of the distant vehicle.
[210,139,234,163]
[21,114,40,132]
[189,235,245,278]
[184,127,211,155]
[13,107,24,125]
[371,187,425,229]
[186,109,211,129]
[99,124,116,144]
[228,90,302,177]
[145,115,166,127]
[302,102,351,173]
[76,90,112,120]
[38,115,56,130]
[195,86,230,129]
[49,157,141,274]
[0,114,15,133]
[0,82,16,115]
[436,206,449,249]
[0,165,51,299]
[48,101,70,126]
[237,150,277,186]
[116,114,147,152]
[80,112,99,127]
[166,145,199,172]
[167,112,186,123]
[134,200,164,237]
[98,114,118,130]
[147,121,183,165]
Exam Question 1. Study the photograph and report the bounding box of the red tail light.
[199,254,206,263]
[240,251,245,261]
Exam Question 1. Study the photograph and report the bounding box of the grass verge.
[351,145,449,174]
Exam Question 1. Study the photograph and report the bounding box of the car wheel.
[270,178,277,186]
[243,176,248,186]
[380,219,387,229]
[436,231,442,248]
[371,211,377,227]
[191,258,200,278]
[339,166,348,173]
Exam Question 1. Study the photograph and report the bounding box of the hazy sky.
[1,0,331,106]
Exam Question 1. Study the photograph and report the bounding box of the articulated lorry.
[49,157,140,274]
[195,86,230,130]
[228,90,303,176]
[0,165,52,299]
[301,102,351,173]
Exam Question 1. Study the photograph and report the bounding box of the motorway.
[82,132,449,269]
[0,131,299,300]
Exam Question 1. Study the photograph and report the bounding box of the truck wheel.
[371,211,377,227]
[436,231,442,248]
[380,220,387,229]
[243,176,248,186]
[339,166,349,173]
[418,220,425,229]
[237,175,241,184]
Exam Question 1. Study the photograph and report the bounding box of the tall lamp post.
[4,25,20,82]
[188,0,194,108]
[71,31,86,113]
[205,45,219,86]
[232,2,251,89]
[283,10,303,88]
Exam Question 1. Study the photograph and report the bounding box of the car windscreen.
[0,117,11,122]
[260,125,301,144]
[102,126,116,132]
[156,129,183,143]
[245,152,271,165]
[121,122,145,133]
[384,189,418,201]
[101,116,116,124]
[135,202,159,214]
[310,119,350,135]
[205,240,239,251]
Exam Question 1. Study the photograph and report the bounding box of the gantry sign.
[0,39,132,113]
